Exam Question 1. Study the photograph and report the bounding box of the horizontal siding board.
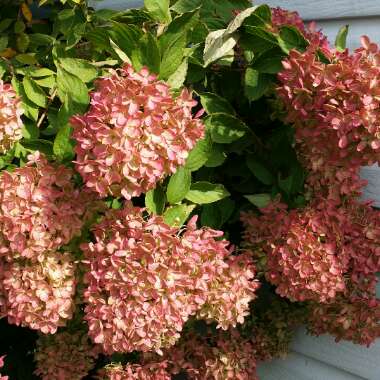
[291,328,380,380]
[257,352,364,380]
[93,0,380,20]
[255,0,380,20]
[89,0,143,10]
[315,17,380,50]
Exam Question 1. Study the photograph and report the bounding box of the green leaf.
[203,29,237,67]
[201,203,222,228]
[278,26,308,54]
[160,32,187,80]
[245,193,271,208]
[244,68,271,101]
[23,76,47,108]
[335,25,349,52]
[171,0,202,13]
[16,67,55,78]
[34,76,56,89]
[185,133,213,171]
[252,48,285,74]
[218,197,235,225]
[0,19,13,33]
[163,204,195,227]
[167,167,191,204]
[246,155,275,185]
[145,0,171,23]
[206,113,248,143]
[16,33,30,53]
[29,33,56,47]
[131,32,161,74]
[242,27,278,54]
[15,53,38,65]
[200,93,235,115]
[53,123,74,161]
[145,186,166,215]
[14,21,26,34]
[278,164,305,195]
[109,22,142,58]
[22,121,39,140]
[56,67,89,111]
[59,58,98,83]
[21,139,53,156]
[12,77,39,121]
[167,58,188,88]
[186,181,230,204]
[0,36,8,52]
[0,61,7,79]
[205,144,226,167]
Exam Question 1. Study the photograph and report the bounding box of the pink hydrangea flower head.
[241,200,347,303]
[82,204,258,354]
[196,252,259,330]
[71,64,204,199]
[163,329,258,380]
[0,151,87,262]
[2,251,76,333]
[277,37,380,200]
[0,80,23,154]
[309,297,380,346]
[34,330,100,380]
[99,362,171,380]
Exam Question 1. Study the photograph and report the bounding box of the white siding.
[91,1,380,379]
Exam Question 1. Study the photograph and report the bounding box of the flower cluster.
[163,329,258,380]
[0,356,8,380]
[196,252,259,330]
[0,152,86,262]
[34,330,100,380]
[0,80,23,154]
[241,200,347,303]
[2,252,76,333]
[71,64,204,199]
[99,362,171,380]
[308,297,380,346]
[82,203,258,354]
[278,37,380,200]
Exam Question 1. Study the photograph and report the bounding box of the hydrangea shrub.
[0,0,378,379]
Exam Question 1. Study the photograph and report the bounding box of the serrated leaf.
[205,145,226,167]
[203,29,237,67]
[59,58,98,83]
[53,123,74,161]
[226,6,258,33]
[145,186,166,215]
[22,121,39,140]
[145,0,171,23]
[278,26,308,54]
[185,133,213,171]
[245,68,271,101]
[200,93,235,115]
[23,76,47,108]
[252,48,285,74]
[12,77,39,121]
[0,36,8,52]
[186,181,230,204]
[21,139,53,156]
[56,67,89,111]
[15,53,38,65]
[335,25,349,52]
[131,32,161,74]
[206,113,248,143]
[245,193,271,208]
[167,58,188,88]
[160,32,187,80]
[201,203,222,228]
[171,0,202,13]
[163,204,195,227]
[246,155,275,185]
[167,167,191,204]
